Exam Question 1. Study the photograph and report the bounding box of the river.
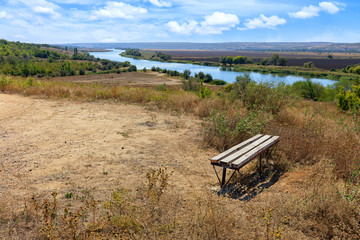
[90,49,336,86]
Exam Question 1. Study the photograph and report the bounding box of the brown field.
[154,49,360,59]
[47,71,181,87]
[154,49,360,69]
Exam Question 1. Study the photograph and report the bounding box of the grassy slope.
[0,74,359,239]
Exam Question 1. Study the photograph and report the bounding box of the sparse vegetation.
[1,51,360,239]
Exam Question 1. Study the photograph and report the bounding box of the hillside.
[0,40,135,77]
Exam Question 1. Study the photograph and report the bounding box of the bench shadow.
[217,168,284,201]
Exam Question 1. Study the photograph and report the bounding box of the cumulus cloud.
[0,11,8,19]
[203,11,239,26]
[10,0,61,17]
[167,12,239,35]
[92,2,147,20]
[146,0,172,7]
[289,5,320,19]
[239,14,286,30]
[100,38,118,43]
[166,20,197,35]
[289,1,344,19]
[319,1,342,14]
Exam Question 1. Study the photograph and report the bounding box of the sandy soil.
[0,93,219,206]
[47,71,181,87]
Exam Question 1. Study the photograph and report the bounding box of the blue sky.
[0,0,359,44]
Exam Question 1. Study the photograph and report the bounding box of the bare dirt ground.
[47,71,181,87]
[0,93,334,239]
[0,93,220,207]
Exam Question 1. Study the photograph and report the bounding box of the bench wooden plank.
[231,136,280,168]
[219,135,272,165]
[210,134,263,163]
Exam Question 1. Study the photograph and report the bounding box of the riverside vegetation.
[1,41,360,239]
[123,48,360,82]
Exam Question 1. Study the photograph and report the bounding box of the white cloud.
[203,11,239,26]
[92,2,147,20]
[0,11,8,19]
[100,38,118,43]
[33,6,59,17]
[197,12,239,34]
[167,12,239,35]
[15,34,26,40]
[240,14,286,30]
[319,1,341,14]
[289,1,345,19]
[289,5,320,19]
[10,0,61,17]
[146,0,172,7]
[166,20,197,35]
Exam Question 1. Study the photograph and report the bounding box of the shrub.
[181,78,200,92]
[337,85,360,111]
[292,80,325,101]
[202,109,269,151]
[230,74,252,98]
[223,84,233,92]
[304,61,314,68]
[242,81,293,114]
[0,75,13,89]
[209,79,227,85]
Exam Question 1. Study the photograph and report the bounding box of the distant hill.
[59,42,360,52]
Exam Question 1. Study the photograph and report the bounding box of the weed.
[65,192,73,199]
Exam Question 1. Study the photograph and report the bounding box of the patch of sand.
[0,94,218,205]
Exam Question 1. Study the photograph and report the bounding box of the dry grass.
[1,74,360,239]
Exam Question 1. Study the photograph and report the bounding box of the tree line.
[220,54,288,66]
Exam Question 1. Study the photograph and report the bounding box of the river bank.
[91,49,338,86]
[120,49,360,83]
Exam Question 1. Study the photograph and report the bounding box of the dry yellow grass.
[0,74,359,239]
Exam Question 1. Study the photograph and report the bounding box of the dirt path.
[0,94,219,206]
[47,71,181,86]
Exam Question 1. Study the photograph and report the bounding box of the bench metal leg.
[212,165,238,188]
[221,167,227,187]
[259,154,262,178]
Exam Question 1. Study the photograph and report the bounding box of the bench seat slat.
[219,135,272,165]
[211,134,263,163]
[231,136,280,168]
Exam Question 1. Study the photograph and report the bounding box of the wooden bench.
[210,134,280,188]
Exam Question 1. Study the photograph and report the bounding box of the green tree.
[278,57,288,66]
[204,73,213,83]
[183,69,191,79]
[233,56,247,64]
[226,56,234,65]
[219,56,227,65]
[270,54,280,65]
[198,71,205,80]
[260,58,269,65]
[304,61,314,68]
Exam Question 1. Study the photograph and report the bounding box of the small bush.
[240,81,293,114]
[181,78,200,92]
[209,79,227,85]
[292,80,325,101]
[337,85,360,111]
[202,109,269,151]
